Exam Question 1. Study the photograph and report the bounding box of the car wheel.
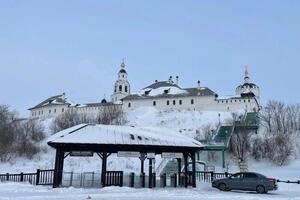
[218,183,227,191]
[256,185,265,194]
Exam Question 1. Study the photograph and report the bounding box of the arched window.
[153,101,156,106]
[166,100,170,105]
[173,100,176,105]
[179,100,182,105]
[119,85,122,92]
[128,102,131,108]
[114,86,117,93]
[125,86,128,92]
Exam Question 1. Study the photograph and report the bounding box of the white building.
[122,67,260,113]
[111,60,130,103]
[29,61,260,119]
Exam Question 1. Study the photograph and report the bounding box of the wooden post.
[177,158,181,186]
[191,152,196,188]
[101,153,107,187]
[53,149,64,188]
[141,159,144,174]
[149,159,153,188]
[183,153,188,188]
[36,169,40,185]
[20,172,24,182]
[70,171,73,187]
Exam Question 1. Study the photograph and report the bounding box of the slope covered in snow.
[0,107,237,174]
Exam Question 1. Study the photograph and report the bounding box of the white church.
[29,61,260,119]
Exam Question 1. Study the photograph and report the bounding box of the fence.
[196,171,232,183]
[0,169,54,185]
[0,169,236,187]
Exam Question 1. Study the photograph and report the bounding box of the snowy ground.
[1,160,300,200]
[1,181,300,200]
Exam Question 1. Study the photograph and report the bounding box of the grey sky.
[0,0,299,117]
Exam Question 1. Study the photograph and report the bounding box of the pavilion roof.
[47,124,203,148]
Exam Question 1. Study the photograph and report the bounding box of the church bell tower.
[111,60,130,103]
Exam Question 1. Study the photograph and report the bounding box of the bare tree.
[230,128,254,161]
[96,105,126,125]
[0,105,46,161]
[252,100,299,165]
[50,109,94,133]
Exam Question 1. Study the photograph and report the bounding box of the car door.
[228,173,244,190]
[243,173,259,191]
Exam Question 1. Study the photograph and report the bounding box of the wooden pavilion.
[47,124,204,188]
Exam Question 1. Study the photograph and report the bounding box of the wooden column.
[183,153,188,188]
[191,152,196,188]
[177,158,181,186]
[53,148,64,188]
[148,158,153,188]
[140,153,146,174]
[101,152,107,187]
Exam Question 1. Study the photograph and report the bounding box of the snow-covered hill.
[0,107,236,173]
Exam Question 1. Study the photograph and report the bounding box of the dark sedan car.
[212,172,277,193]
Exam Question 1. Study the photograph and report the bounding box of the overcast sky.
[0,0,299,117]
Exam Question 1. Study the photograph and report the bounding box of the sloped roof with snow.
[28,93,75,110]
[122,81,216,101]
[47,124,203,148]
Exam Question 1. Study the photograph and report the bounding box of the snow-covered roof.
[28,93,76,110]
[47,124,203,148]
[123,81,216,101]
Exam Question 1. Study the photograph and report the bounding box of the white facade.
[29,63,260,119]
[111,61,130,103]
[122,66,260,113]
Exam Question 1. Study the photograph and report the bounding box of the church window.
[239,100,241,102]
[248,99,251,103]
[244,100,246,103]
[230,100,232,103]
[122,75,124,78]
[173,100,176,105]
[128,102,131,108]
[119,85,122,92]
[114,86,117,93]
[235,100,237,102]
[125,86,128,93]
[179,100,182,105]
[49,110,51,114]
[153,101,156,106]
[222,101,224,103]
[62,108,64,112]
[191,99,194,105]
[54,109,56,113]
[167,100,170,105]
[226,100,228,103]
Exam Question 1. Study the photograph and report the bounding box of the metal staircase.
[159,112,260,174]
